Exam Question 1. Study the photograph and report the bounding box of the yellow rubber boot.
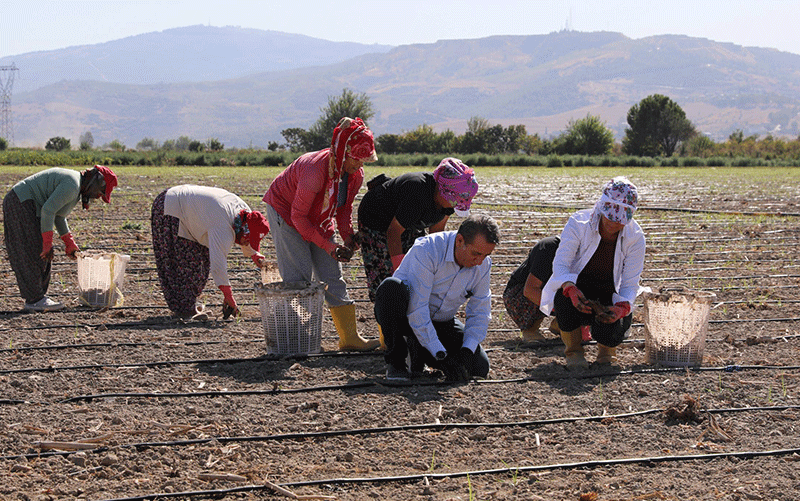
[378,324,386,351]
[521,316,545,342]
[548,317,561,336]
[331,304,380,352]
[595,344,617,366]
[560,328,588,369]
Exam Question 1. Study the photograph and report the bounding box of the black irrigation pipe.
[0,338,260,354]
[0,306,795,336]
[0,364,791,405]
[93,446,800,500]
[0,355,273,376]
[3,404,799,463]
[3,332,800,378]
[88,446,800,501]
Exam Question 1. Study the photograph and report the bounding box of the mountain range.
[2,25,799,149]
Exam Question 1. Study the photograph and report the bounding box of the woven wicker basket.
[643,289,716,367]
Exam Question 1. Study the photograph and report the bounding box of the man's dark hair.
[458,214,500,245]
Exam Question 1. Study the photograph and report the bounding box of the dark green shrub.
[546,155,563,168]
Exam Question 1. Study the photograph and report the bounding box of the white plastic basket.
[76,251,131,308]
[643,289,716,367]
[255,281,326,355]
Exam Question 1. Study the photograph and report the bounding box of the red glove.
[61,232,79,259]
[251,252,266,268]
[562,283,592,314]
[40,231,54,260]
[598,301,632,324]
[390,254,405,272]
[218,285,240,318]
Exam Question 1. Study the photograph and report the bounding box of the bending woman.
[262,117,380,351]
[3,165,118,312]
[151,184,269,320]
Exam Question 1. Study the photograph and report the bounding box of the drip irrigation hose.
[3,328,799,376]
[0,363,794,405]
[3,404,798,463]
[0,306,795,339]
[0,328,795,359]
[480,201,800,217]
[24,451,800,501]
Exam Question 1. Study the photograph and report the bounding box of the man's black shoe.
[386,363,411,381]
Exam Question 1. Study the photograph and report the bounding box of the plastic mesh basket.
[643,289,716,367]
[255,281,326,355]
[76,251,131,308]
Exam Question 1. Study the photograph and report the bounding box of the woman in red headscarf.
[151,185,270,320]
[263,117,380,351]
[3,165,118,312]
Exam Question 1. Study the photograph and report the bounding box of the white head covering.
[594,176,638,225]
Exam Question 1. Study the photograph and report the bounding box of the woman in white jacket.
[539,177,646,369]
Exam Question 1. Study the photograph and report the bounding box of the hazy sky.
[2,0,799,57]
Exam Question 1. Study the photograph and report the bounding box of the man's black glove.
[441,347,473,382]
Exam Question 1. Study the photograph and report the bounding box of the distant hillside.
[1,25,393,93]
[7,29,800,148]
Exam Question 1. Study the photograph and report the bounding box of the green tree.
[375,133,401,154]
[458,116,492,153]
[622,94,696,156]
[206,138,224,151]
[79,131,94,150]
[136,137,158,151]
[683,134,715,157]
[188,140,204,152]
[175,136,192,151]
[0,137,7,150]
[401,124,439,153]
[500,124,529,153]
[281,127,312,152]
[555,114,615,155]
[45,136,71,151]
[306,88,375,151]
[107,139,125,152]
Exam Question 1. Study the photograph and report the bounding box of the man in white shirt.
[374,214,500,381]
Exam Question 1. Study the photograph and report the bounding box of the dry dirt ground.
[1,167,799,501]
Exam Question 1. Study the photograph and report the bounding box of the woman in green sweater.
[3,165,118,312]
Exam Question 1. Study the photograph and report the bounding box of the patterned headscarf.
[594,176,638,225]
[433,157,479,216]
[234,210,270,252]
[328,117,377,178]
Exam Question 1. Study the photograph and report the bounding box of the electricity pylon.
[1,64,20,146]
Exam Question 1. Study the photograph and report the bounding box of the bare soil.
[1,168,799,501]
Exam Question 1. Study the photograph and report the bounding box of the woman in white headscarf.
[539,176,646,369]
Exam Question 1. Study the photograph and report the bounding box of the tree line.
[2,89,799,161]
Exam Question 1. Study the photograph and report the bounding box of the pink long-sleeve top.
[262,149,364,254]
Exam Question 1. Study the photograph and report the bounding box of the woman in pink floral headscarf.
[263,117,380,351]
[539,176,646,370]
[357,157,478,301]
